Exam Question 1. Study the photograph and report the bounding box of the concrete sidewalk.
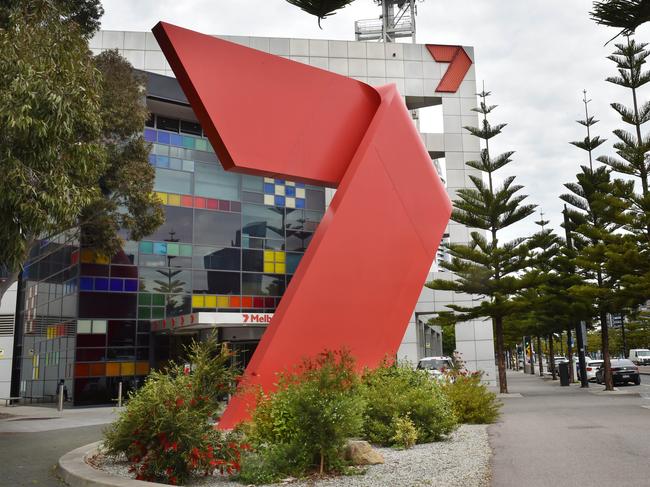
[0,404,119,433]
[490,371,650,487]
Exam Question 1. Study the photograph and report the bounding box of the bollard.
[57,384,64,412]
[118,381,123,408]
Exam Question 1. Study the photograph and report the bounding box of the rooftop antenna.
[355,0,423,43]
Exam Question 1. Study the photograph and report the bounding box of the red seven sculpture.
[152,22,452,428]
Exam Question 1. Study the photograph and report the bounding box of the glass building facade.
[12,73,326,405]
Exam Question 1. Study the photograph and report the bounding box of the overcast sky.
[101,0,650,240]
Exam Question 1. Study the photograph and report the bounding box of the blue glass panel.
[148,154,156,165]
[285,186,296,197]
[295,182,305,188]
[156,156,169,168]
[109,278,123,292]
[124,279,138,292]
[275,179,285,185]
[296,198,305,209]
[263,183,275,194]
[94,277,109,291]
[157,132,170,144]
[274,195,285,207]
[144,128,156,142]
[79,277,93,291]
[153,242,167,255]
[170,133,183,146]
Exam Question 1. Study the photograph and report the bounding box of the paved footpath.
[490,371,650,487]
[0,405,117,486]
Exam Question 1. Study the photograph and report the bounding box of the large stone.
[344,440,385,465]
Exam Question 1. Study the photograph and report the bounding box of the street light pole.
[564,204,589,388]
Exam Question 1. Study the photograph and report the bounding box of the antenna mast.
[355,0,422,43]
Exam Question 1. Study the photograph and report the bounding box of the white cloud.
[101,0,650,240]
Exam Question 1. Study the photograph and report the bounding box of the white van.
[628,349,650,366]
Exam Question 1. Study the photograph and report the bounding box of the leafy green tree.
[591,0,650,43]
[426,89,536,393]
[0,2,163,300]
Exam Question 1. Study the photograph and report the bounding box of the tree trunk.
[495,316,508,393]
[600,311,614,391]
[537,336,544,376]
[549,334,557,380]
[567,327,574,383]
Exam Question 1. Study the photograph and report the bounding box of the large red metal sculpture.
[152,22,452,428]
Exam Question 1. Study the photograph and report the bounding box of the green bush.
[390,414,418,449]
[360,361,457,446]
[103,338,248,484]
[239,350,365,483]
[442,371,501,424]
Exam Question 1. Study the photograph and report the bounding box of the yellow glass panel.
[155,191,168,204]
[121,362,135,376]
[274,251,285,263]
[204,295,217,307]
[275,263,286,274]
[217,296,230,308]
[168,193,181,206]
[80,249,94,263]
[263,262,275,273]
[106,362,120,377]
[263,250,275,262]
[135,362,150,375]
[192,295,205,308]
[94,253,110,265]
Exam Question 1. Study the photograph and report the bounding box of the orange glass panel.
[106,362,121,377]
[121,362,135,376]
[136,362,150,375]
[89,363,106,376]
[229,296,241,307]
[242,296,253,307]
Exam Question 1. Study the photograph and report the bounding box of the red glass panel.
[181,195,193,207]
[89,363,106,376]
[206,198,218,210]
[75,363,90,377]
[264,297,275,308]
[241,296,253,307]
[218,200,230,211]
[194,196,206,208]
[229,296,241,307]
[253,296,264,308]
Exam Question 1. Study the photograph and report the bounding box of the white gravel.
[97,424,491,487]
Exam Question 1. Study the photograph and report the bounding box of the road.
[0,424,104,486]
[490,371,650,487]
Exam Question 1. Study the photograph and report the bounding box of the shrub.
[442,371,501,424]
[360,361,457,446]
[390,414,418,449]
[239,350,365,483]
[103,338,248,484]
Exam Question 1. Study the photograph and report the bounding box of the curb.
[57,441,162,487]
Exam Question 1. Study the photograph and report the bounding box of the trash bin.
[559,362,570,386]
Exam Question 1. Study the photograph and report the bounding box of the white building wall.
[94,30,495,384]
[0,283,17,398]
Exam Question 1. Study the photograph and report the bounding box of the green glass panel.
[139,241,153,254]
[138,293,152,305]
[138,306,151,319]
[151,307,164,319]
[179,244,192,257]
[195,139,207,152]
[152,294,165,306]
[167,243,180,256]
[182,136,195,149]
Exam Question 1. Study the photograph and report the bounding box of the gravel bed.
[96,424,491,487]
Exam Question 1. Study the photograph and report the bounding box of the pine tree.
[591,1,650,43]
[426,89,536,394]
[597,37,650,308]
[285,0,356,28]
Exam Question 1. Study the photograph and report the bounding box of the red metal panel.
[426,45,473,93]
[152,22,452,428]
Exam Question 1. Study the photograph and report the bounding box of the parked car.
[417,356,453,379]
[580,359,603,382]
[547,356,568,374]
[628,349,650,366]
[595,359,641,385]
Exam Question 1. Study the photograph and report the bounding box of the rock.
[344,440,385,465]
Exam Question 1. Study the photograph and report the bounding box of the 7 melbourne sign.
[152,22,453,428]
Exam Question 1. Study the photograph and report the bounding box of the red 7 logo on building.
[153,22,452,428]
[242,314,249,323]
[426,45,473,93]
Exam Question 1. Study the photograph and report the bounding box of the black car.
[595,359,641,386]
